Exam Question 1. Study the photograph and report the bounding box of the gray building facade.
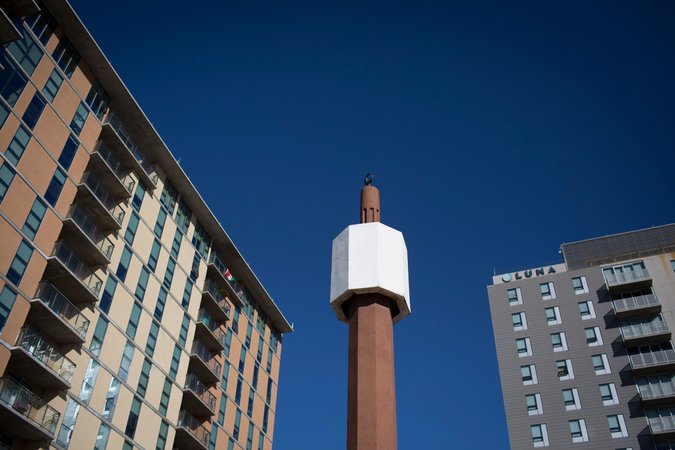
[488,224,675,449]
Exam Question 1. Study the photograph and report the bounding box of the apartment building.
[0,1,292,449]
[488,223,675,449]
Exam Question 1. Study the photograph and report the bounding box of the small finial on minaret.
[360,173,380,223]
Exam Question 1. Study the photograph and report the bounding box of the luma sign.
[501,266,557,283]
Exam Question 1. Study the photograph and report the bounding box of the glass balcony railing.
[52,242,103,296]
[104,112,156,182]
[15,327,75,384]
[203,279,225,302]
[81,172,125,225]
[638,375,675,401]
[0,377,60,434]
[612,290,659,314]
[603,263,651,288]
[184,374,216,411]
[34,282,89,338]
[647,411,675,434]
[620,316,669,341]
[178,410,210,447]
[94,141,136,193]
[198,309,226,343]
[629,345,675,370]
[67,205,114,259]
[190,341,221,378]
[208,253,246,300]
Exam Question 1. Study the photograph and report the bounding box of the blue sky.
[72,1,675,448]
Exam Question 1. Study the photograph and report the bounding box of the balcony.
[88,141,135,198]
[60,205,115,265]
[189,340,221,384]
[196,309,226,352]
[28,282,89,345]
[182,373,216,417]
[0,377,60,441]
[206,253,244,307]
[620,316,671,347]
[9,328,75,390]
[44,242,103,304]
[174,410,210,450]
[76,172,126,231]
[647,412,675,439]
[201,279,231,323]
[638,376,675,406]
[101,112,157,189]
[603,262,652,292]
[612,290,661,319]
[629,345,675,374]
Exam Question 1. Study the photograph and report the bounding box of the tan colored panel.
[33,209,62,255]
[134,403,161,450]
[111,384,133,430]
[17,247,46,296]
[0,220,21,273]
[70,63,91,100]
[12,83,35,118]
[78,114,101,150]
[0,115,21,151]
[0,345,10,377]
[53,178,76,217]
[1,175,35,227]
[17,139,57,194]
[70,405,100,449]
[68,142,89,182]
[32,107,69,157]
[0,294,29,346]
[51,78,79,126]
[31,55,56,90]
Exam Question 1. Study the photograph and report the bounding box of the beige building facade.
[0,1,292,449]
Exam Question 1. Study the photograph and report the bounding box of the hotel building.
[0,1,292,449]
[488,224,675,449]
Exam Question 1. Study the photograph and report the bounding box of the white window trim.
[579,301,596,320]
[523,365,538,386]
[558,359,575,381]
[570,418,589,443]
[552,332,568,352]
[573,276,589,294]
[587,326,603,347]
[517,338,533,357]
[513,312,527,331]
[594,354,611,375]
[546,306,562,326]
[563,388,582,411]
[532,424,550,448]
[541,282,556,301]
[527,393,544,416]
[609,414,628,438]
[601,383,620,406]
[509,287,523,305]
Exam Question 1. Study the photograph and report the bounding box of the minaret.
[330,175,411,450]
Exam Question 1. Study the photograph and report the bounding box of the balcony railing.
[104,112,156,181]
[178,410,210,448]
[67,205,114,259]
[612,291,660,314]
[629,348,675,370]
[15,328,75,384]
[190,340,221,378]
[208,253,246,301]
[34,282,89,338]
[620,317,669,341]
[648,415,675,434]
[638,377,675,401]
[94,141,136,193]
[0,377,60,434]
[81,172,125,225]
[184,374,216,411]
[604,264,651,289]
[53,242,103,296]
[203,279,225,303]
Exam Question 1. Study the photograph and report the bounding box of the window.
[233,409,242,440]
[170,345,181,378]
[222,361,231,390]
[569,419,589,443]
[531,424,549,448]
[52,36,80,77]
[127,303,141,338]
[551,332,568,352]
[266,378,273,403]
[42,69,63,102]
[163,258,175,289]
[125,397,141,438]
[224,329,233,357]
[671,260,675,272]
[154,287,167,320]
[148,239,161,272]
[179,313,189,346]
[190,253,200,281]
[235,376,243,404]
[585,326,603,346]
[218,395,227,426]
[99,277,117,314]
[135,267,149,301]
[516,337,533,357]
[267,347,273,373]
[507,287,522,305]
[526,393,543,416]
[545,306,562,325]
[5,125,30,165]
[608,414,628,438]
[557,359,574,380]
[257,338,264,362]
[176,199,191,233]
[578,300,596,319]
[80,359,100,404]
[119,341,134,382]
[592,354,611,375]
[137,358,151,398]
[247,389,255,416]
[252,364,260,390]
[7,239,33,285]
[85,81,110,120]
[154,208,167,238]
[239,349,247,373]
[233,307,240,333]
[0,285,17,331]
[132,183,145,211]
[22,198,46,240]
[89,316,108,356]
[159,378,171,415]
[171,229,181,258]
[572,276,589,294]
[563,388,581,411]
[600,383,619,406]
[156,421,169,450]
[117,245,133,281]
[44,168,67,206]
[124,212,139,244]
[0,163,15,203]
[146,321,159,356]
[521,365,538,385]
[0,53,28,107]
[6,25,43,75]
[22,91,46,130]
[57,398,80,446]
[160,181,178,213]
[540,282,556,300]
[263,405,269,433]
[182,279,192,308]
[94,423,110,450]
[246,422,254,450]
[192,221,211,258]
[258,432,265,450]
[246,322,253,349]
[210,424,219,450]
[28,10,57,45]
[58,135,78,170]
[103,378,120,419]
